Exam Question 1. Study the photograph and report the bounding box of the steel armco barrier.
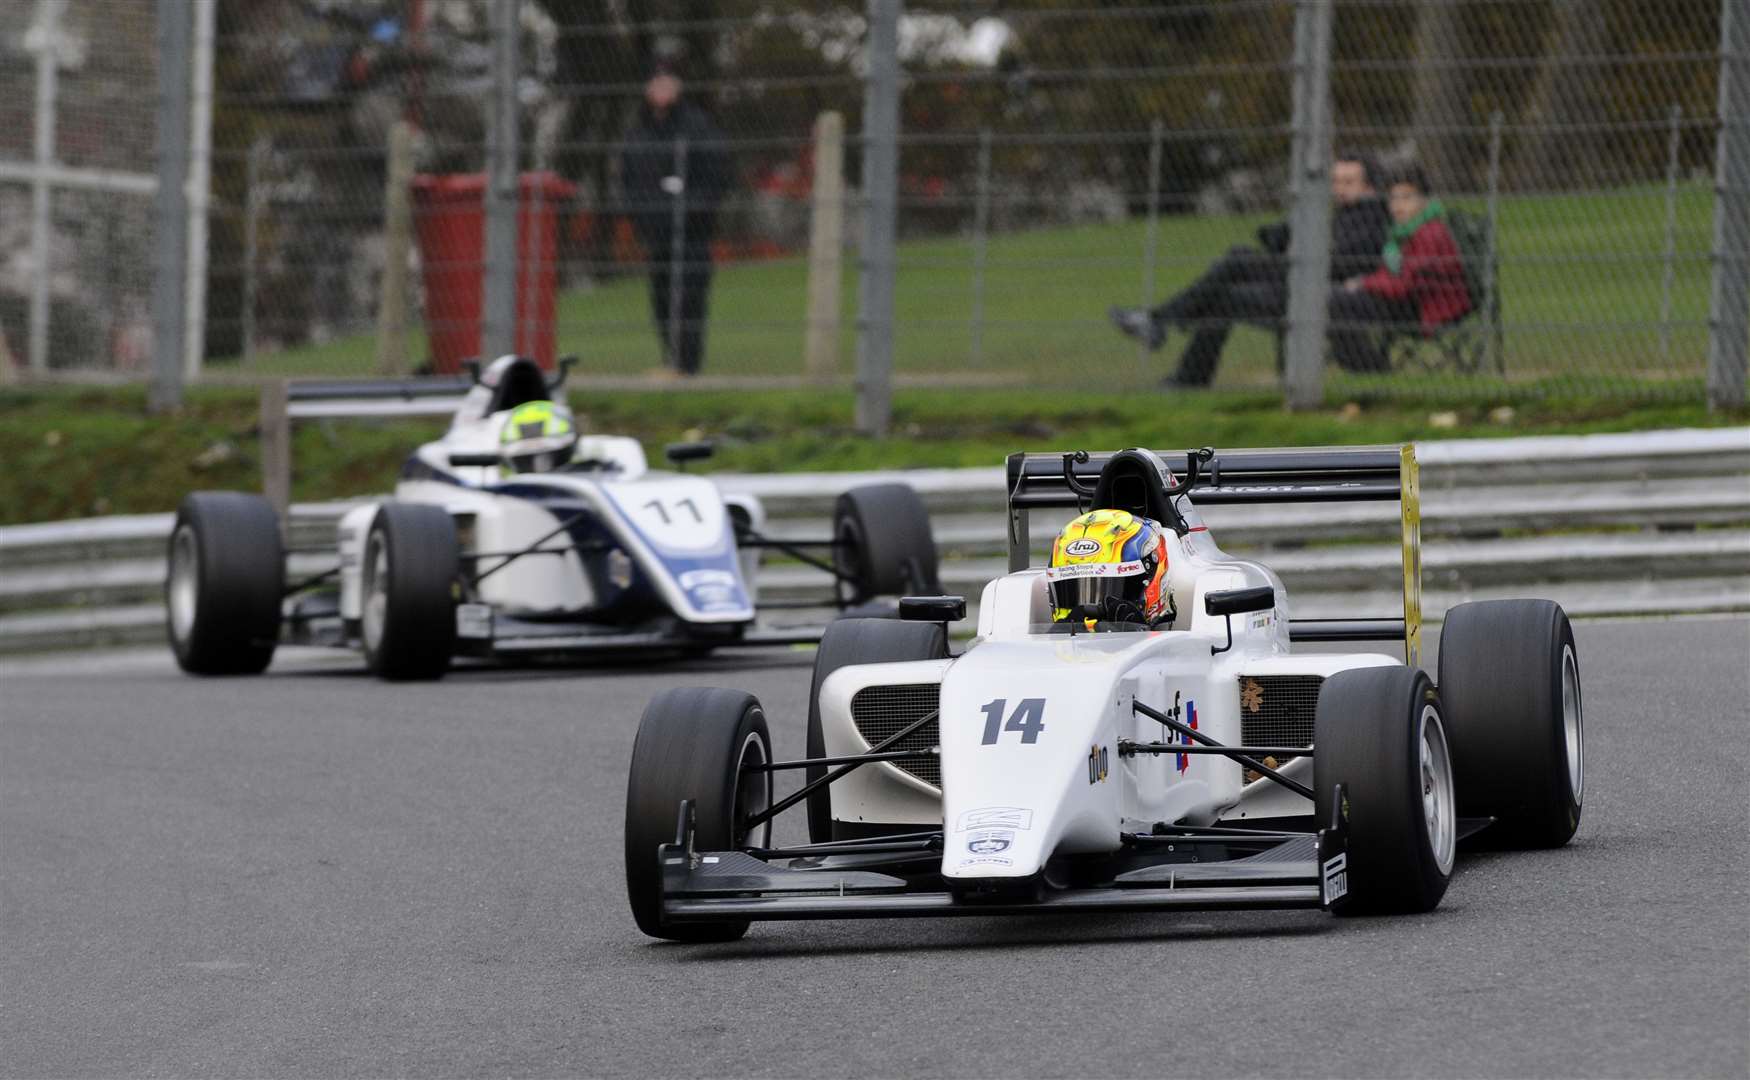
[1,429,1745,654]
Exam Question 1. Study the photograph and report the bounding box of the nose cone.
[935,636,1138,882]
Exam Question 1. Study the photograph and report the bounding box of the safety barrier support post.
[805,112,845,380]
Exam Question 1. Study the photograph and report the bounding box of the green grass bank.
[237,184,1720,394]
[1,382,1739,526]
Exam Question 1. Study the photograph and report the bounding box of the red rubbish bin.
[411,171,577,373]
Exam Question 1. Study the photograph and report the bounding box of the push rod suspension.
[472,511,587,585]
[734,528,855,582]
[744,836,943,859]
[1132,700,1315,801]
[739,708,939,833]
[1119,740,1312,759]
[282,563,342,596]
[744,748,938,772]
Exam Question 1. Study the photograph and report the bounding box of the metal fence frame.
[2,0,1744,417]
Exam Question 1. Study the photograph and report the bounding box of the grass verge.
[1,383,1741,525]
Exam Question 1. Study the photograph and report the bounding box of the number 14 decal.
[980,697,1046,745]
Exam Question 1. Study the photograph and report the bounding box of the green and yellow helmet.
[499,400,579,474]
[1047,508,1172,629]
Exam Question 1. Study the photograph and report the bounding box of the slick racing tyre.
[832,483,941,602]
[166,492,285,675]
[805,617,949,843]
[361,503,459,681]
[1314,666,1455,916]
[624,687,773,942]
[1438,599,1583,848]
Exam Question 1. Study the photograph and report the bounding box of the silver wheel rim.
[168,524,199,643]
[362,536,389,653]
[733,729,772,849]
[1561,644,1583,800]
[1419,704,1456,875]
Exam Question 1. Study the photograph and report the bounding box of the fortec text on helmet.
[1046,508,1174,630]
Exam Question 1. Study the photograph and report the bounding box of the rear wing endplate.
[1003,445,1422,667]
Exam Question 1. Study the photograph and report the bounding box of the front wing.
[652,802,1352,925]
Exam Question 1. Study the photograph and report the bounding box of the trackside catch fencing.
[1,1,1744,420]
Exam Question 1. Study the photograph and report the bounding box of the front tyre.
[166,492,284,675]
[624,687,773,942]
[361,503,459,681]
[1438,599,1583,848]
[1314,666,1455,915]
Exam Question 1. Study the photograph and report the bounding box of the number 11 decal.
[980,697,1046,745]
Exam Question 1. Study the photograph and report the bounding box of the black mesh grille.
[850,684,941,788]
[1238,675,1322,779]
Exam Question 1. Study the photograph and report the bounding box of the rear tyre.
[805,618,949,843]
[166,492,284,675]
[1314,666,1455,916]
[1438,599,1583,848]
[361,503,459,681]
[624,687,773,942]
[833,483,940,602]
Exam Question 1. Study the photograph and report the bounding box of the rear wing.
[1004,445,1423,667]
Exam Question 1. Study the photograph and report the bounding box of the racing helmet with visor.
[1047,508,1173,630]
[499,400,579,474]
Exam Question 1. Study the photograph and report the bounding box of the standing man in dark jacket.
[620,65,731,376]
[1109,152,1390,388]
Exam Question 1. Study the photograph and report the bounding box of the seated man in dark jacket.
[1110,152,1389,388]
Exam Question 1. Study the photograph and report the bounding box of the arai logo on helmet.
[1064,538,1103,557]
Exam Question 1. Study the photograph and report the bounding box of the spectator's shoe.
[1158,372,1212,391]
[1108,306,1166,351]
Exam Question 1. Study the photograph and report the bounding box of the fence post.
[970,127,991,368]
[856,0,901,437]
[805,111,845,380]
[1707,0,1748,411]
[667,138,689,373]
[181,0,214,381]
[376,120,415,375]
[260,379,291,534]
[26,0,67,374]
[1661,104,1684,365]
[150,0,192,412]
[1141,118,1164,378]
[1283,0,1335,411]
[242,137,266,367]
[1485,110,1504,373]
[482,0,520,362]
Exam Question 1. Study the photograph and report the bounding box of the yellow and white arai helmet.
[1047,508,1172,630]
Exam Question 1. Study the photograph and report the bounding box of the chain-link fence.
[0,0,160,378]
[2,0,1743,414]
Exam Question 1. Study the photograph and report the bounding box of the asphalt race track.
[3,616,1746,1078]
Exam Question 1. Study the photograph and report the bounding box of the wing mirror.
[1205,586,1275,617]
[448,451,502,468]
[1204,586,1275,655]
[664,441,716,469]
[899,595,966,623]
